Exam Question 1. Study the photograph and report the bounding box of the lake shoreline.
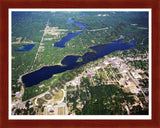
[22,38,136,87]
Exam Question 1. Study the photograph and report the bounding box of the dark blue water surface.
[22,38,136,87]
[15,44,35,52]
[54,19,87,48]
[54,32,81,48]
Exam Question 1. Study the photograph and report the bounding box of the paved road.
[127,71,148,103]
[30,20,49,71]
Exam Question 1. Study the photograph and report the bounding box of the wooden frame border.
[0,0,160,128]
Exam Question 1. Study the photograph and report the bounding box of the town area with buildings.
[11,55,149,115]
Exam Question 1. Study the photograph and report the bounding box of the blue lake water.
[75,22,85,27]
[22,38,136,87]
[54,19,87,48]
[15,44,35,52]
[75,22,87,30]
[54,32,81,48]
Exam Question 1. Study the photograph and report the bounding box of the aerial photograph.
[10,9,150,118]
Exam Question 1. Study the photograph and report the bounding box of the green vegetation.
[14,101,36,115]
[22,84,48,101]
[12,11,149,104]
[22,65,84,101]
[67,85,76,90]
[128,60,148,71]
[12,84,22,93]
[67,77,136,115]
[139,78,149,88]
[12,43,39,84]
[76,57,83,62]
[116,74,123,80]
[12,12,47,42]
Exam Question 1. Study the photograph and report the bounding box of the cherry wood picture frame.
[0,0,160,128]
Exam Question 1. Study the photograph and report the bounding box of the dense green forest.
[12,12,49,42]
[12,11,148,45]
[67,77,147,115]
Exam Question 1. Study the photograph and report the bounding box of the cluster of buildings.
[12,54,149,115]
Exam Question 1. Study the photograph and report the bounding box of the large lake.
[22,38,136,87]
